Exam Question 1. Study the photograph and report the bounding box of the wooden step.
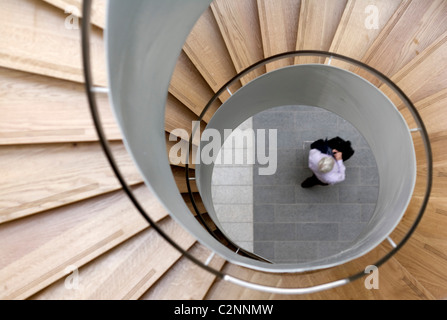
[295,0,348,65]
[391,215,447,299]
[140,243,226,300]
[360,0,447,84]
[414,88,447,135]
[184,7,241,102]
[0,184,167,300]
[328,0,403,69]
[211,0,266,85]
[386,30,447,103]
[0,0,106,85]
[257,0,301,72]
[0,66,206,146]
[3,0,218,125]
[171,166,198,194]
[0,67,120,145]
[170,51,222,123]
[0,141,143,223]
[295,0,347,64]
[165,93,206,146]
[30,216,196,300]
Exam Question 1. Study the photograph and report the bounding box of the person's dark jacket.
[311,137,355,162]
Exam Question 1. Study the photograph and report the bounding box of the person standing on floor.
[301,137,354,188]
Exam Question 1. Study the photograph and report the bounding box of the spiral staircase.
[1,0,447,300]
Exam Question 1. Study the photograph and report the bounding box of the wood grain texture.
[0,67,121,145]
[414,88,447,136]
[30,217,196,300]
[385,30,447,103]
[165,93,206,146]
[0,0,106,85]
[4,0,217,127]
[295,0,348,64]
[361,0,447,80]
[391,206,447,299]
[0,67,205,146]
[211,0,266,85]
[257,0,301,72]
[171,166,199,194]
[169,51,221,123]
[0,142,143,223]
[140,243,226,300]
[0,184,167,300]
[184,7,241,102]
[329,0,403,67]
[206,242,436,300]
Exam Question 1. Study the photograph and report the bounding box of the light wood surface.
[0,142,143,223]
[0,67,201,152]
[30,216,196,300]
[0,0,106,85]
[0,185,166,300]
[3,0,218,127]
[257,0,301,72]
[329,0,403,69]
[211,0,266,85]
[184,7,241,102]
[295,0,348,64]
[140,243,226,300]
[170,51,221,123]
[0,67,120,145]
[361,0,447,82]
[387,30,447,103]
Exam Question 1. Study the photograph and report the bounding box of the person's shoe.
[301,177,315,188]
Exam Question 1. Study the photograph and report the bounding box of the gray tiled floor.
[253,105,379,264]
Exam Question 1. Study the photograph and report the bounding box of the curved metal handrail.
[82,0,432,295]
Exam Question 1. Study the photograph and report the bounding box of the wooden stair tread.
[328,0,403,68]
[0,141,143,223]
[140,243,225,300]
[0,67,120,144]
[3,0,218,125]
[30,216,196,300]
[386,30,447,103]
[0,0,106,85]
[295,0,348,64]
[362,0,447,81]
[184,7,241,102]
[170,51,221,123]
[0,184,166,300]
[211,0,266,85]
[257,0,301,72]
[0,67,204,147]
